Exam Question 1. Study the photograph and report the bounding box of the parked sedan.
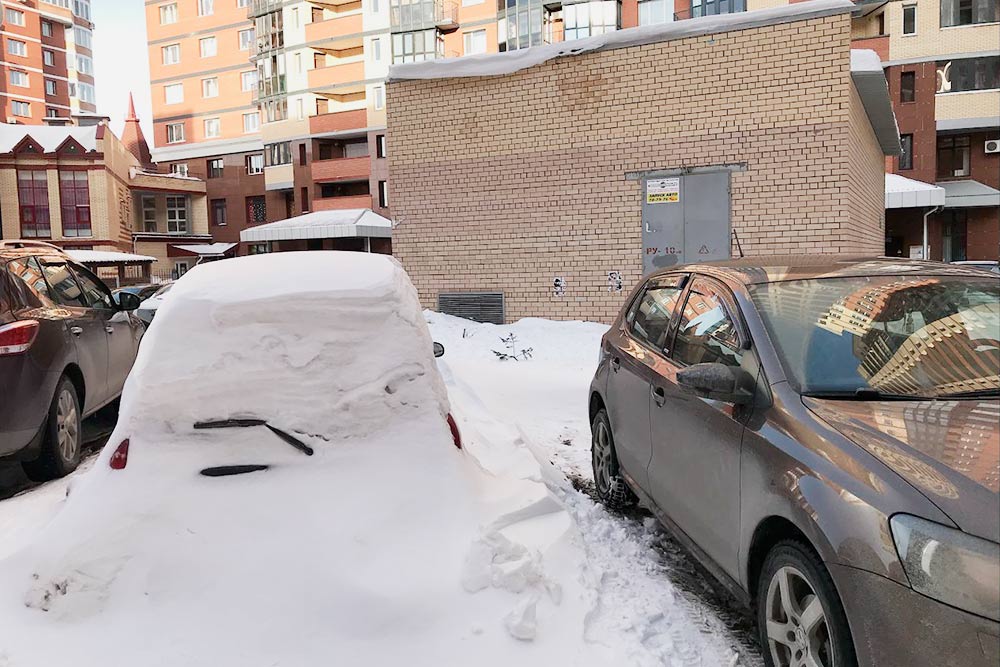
[135,281,173,325]
[0,241,144,480]
[590,256,999,667]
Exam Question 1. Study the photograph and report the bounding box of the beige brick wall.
[936,89,1000,121]
[388,13,886,323]
[846,85,888,254]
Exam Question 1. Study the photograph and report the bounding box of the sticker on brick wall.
[646,177,680,204]
[607,271,623,292]
[553,277,565,297]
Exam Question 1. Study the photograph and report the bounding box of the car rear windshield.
[749,275,1000,398]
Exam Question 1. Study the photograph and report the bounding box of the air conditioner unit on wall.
[986,139,1000,155]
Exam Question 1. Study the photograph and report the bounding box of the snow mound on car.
[118,252,449,443]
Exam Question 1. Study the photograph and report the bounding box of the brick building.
[386,0,899,323]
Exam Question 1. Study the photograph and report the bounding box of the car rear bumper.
[830,562,1000,667]
[0,358,55,457]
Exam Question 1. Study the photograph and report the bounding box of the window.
[200,37,217,58]
[162,44,180,65]
[170,163,189,177]
[202,78,219,98]
[204,118,221,138]
[564,0,620,40]
[8,40,27,57]
[936,56,1000,93]
[73,27,93,49]
[689,0,745,17]
[376,134,386,158]
[160,2,178,24]
[463,29,487,55]
[941,211,969,262]
[391,28,444,63]
[246,196,267,224]
[198,0,214,16]
[374,85,385,110]
[72,268,114,310]
[373,37,382,61]
[246,154,264,175]
[211,199,228,226]
[248,243,268,255]
[902,4,916,33]
[900,71,916,102]
[167,124,185,147]
[937,136,971,177]
[941,0,998,26]
[5,9,25,26]
[76,82,96,104]
[73,0,91,21]
[207,158,224,178]
[17,171,51,238]
[43,50,55,67]
[142,196,157,232]
[300,187,309,213]
[45,80,57,96]
[174,261,189,278]
[10,71,28,88]
[241,70,258,92]
[672,279,744,368]
[627,279,685,352]
[41,0,71,7]
[165,83,184,104]
[238,0,250,7]
[296,98,304,121]
[59,171,92,238]
[462,0,484,5]
[11,101,30,117]
[239,28,255,50]
[75,55,94,75]
[265,141,291,166]
[298,143,307,166]
[42,21,54,37]
[638,0,671,25]
[243,112,260,133]
[497,0,555,51]
[166,196,188,233]
[46,107,59,118]
[899,134,914,170]
[262,99,287,123]
[378,180,388,208]
[38,262,86,307]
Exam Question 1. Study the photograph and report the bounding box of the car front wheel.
[590,408,636,510]
[757,540,857,667]
[22,376,82,482]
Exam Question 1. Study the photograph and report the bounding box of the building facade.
[0,0,97,124]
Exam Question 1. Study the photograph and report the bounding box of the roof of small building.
[937,180,1000,208]
[172,243,238,256]
[66,249,157,264]
[0,123,99,153]
[240,209,392,243]
[885,173,946,209]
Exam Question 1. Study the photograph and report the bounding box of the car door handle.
[70,326,83,336]
[651,386,666,407]
[610,357,621,372]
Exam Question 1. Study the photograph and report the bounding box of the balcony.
[312,156,370,183]
[306,12,364,43]
[314,194,374,211]
[308,61,366,90]
[851,35,888,61]
[309,109,367,135]
[391,0,459,32]
[247,0,282,18]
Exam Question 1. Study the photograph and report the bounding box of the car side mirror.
[433,342,445,358]
[677,362,753,404]
[117,292,142,311]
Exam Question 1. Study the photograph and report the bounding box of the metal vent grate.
[438,292,505,324]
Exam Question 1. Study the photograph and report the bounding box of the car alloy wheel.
[592,419,614,496]
[55,387,80,464]
[764,565,833,667]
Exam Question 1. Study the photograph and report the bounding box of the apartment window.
[46,107,59,118]
[45,80,57,96]
[374,85,385,110]
[207,158,224,178]
[246,154,264,175]
[241,70,258,92]
[10,71,28,88]
[690,0,745,17]
[262,99,288,123]
[43,50,55,67]
[265,141,292,166]
[73,0,91,21]
[198,0,214,16]
[243,111,260,133]
[295,53,303,73]
[162,44,181,65]
[298,143,307,166]
[202,77,219,98]
[238,0,250,7]
[247,243,268,254]
[169,163,189,177]
[239,28,255,51]
[166,196,188,233]
[5,9,25,26]
[300,187,309,213]
[160,3,178,24]
[200,36,217,58]
[167,123,185,144]
[376,134,386,158]
[8,40,27,57]
[211,199,228,226]
[392,29,444,63]
[42,21,54,37]
[59,171,91,238]
[463,29,487,55]
[936,56,1000,93]
[378,181,388,208]
[75,55,94,75]
[638,0,671,25]
[11,101,30,117]
[900,71,916,102]
[73,27,93,50]
[174,261,189,278]
[937,136,971,178]
[204,118,221,138]
[246,196,267,224]
[899,134,914,170]
[76,82,96,104]
[373,38,382,61]
[165,83,184,104]
[564,0,620,40]
[296,98,304,120]
[902,4,916,33]
[941,0,998,26]
[41,0,71,7]
[142,196,157,232]
[17,171,51,238]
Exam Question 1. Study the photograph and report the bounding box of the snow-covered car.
[134,280,173,324]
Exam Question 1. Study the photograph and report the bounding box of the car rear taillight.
[109,439,130,470]
[446,413,462,449]
[0,320,39,356]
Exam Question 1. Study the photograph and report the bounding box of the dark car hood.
[804,397,1000,543]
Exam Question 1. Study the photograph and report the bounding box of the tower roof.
[121,93,154,169]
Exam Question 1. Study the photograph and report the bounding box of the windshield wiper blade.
[804,388,928,401]
[193,418,314,456]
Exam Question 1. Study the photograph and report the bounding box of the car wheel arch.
[746,514,837,602]
[588,391,606,425]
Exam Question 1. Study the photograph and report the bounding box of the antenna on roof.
[732,227,745,259]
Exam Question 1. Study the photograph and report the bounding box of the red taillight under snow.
[109,439,130,470]
[446,413,462,449]
[0,320,39,356]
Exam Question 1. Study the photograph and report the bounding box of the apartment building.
[853,0,999,261]
[0,0,97,125]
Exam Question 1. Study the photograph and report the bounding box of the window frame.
[902,4,917,34]
[900,71,916,103]
[664,274,751,368]
[623,273,690,356]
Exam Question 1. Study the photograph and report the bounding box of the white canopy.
[171,242,238,257]
[240,209,392,243]
[884,173,946,209]
[937,180,1000,208]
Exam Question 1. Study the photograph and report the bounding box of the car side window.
[671,277,744,368]
[6,257,56,307]
[38,260,88,307]
[628,277,686,353]
[71,265,115,310]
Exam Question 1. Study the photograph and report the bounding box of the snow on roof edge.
[67,249,157,264]
[388,0,854,82]
[850,48,902,157]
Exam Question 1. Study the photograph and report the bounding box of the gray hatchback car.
[589,256,999,667]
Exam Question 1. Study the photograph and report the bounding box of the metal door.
[642,171,731,274]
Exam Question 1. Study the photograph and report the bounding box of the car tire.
[22,376,83,482]
[757,540,857,667]
[590,408,636,510]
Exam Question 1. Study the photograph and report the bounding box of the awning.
[851,49,901,156]
[171,242,238,257]
[937,180,1000,208]
[66,250,157,264]
[240,209,392,243]
[885,173,946,209]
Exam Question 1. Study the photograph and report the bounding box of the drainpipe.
[922,206,941,261]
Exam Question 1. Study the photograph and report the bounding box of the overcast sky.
[93,0,154,143]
